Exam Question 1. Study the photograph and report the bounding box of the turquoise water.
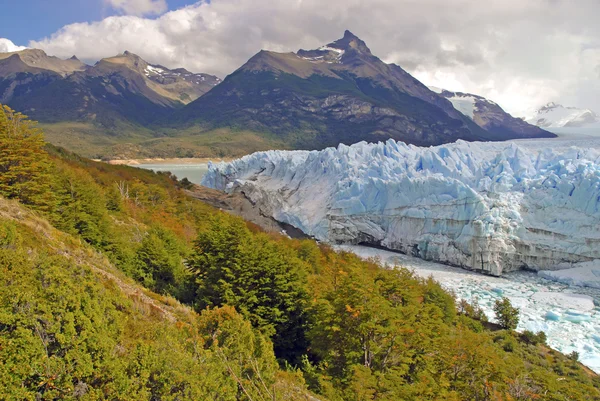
[136,163,209,185]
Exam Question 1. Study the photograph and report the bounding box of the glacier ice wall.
[202,140,600,276]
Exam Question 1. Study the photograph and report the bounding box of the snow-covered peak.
[0,38,28,53]
[527,103,599,128]
[143,63,219,86]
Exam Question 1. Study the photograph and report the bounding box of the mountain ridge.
[433,87,553,139]
[0,48,221,132]
[166,31,508,149]
[1,32,556,157]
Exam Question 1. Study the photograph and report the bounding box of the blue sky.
[0,0,198,45]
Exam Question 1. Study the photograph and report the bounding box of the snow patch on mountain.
[446,94,478,119]
[203,139,600,276]
[145,65,166,75]
[318,45,345,55]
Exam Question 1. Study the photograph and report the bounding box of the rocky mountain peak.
[329,30,372,55]
[0,47,86,77]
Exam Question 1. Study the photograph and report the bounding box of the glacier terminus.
[203,139,600,276]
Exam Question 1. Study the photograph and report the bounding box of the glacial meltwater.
[137,163,209,185]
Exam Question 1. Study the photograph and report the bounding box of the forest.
[1,104,600,400]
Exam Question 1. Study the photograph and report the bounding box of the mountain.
[432,88,554,139]
[0,33,559,158]
[0,48,86,77]
[526,102,600,128]
[0,48,220,129]
[167,31,531,149]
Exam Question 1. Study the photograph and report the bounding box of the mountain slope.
[166,31,549,149]
[433,88,554,139]
[0,196,318,401]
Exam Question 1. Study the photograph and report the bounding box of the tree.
[190,214,310,364]
[0,105,55,211]
[493,297,519,330]
[135,225,189,297]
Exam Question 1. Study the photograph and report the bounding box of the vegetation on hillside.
[2,105,600,400]
[40,121,288,160]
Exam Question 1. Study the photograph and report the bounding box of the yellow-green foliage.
[2,105,600,400]
[0,204,308,401]
[0,106,55,211]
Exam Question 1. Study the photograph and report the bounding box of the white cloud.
[0,38,28,53]
[29,0,600,116]
[105,0,168,17]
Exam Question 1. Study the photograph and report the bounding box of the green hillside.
[2,104,599,400]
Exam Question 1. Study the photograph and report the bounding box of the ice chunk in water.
[492,287,504,296]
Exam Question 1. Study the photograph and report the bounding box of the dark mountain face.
[166,31,535,149]
[0,49,220,129]
[435,89,555,139]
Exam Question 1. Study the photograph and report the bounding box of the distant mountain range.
[0,32,554,158]
[0,48,219,128]
[526,102,600,129]
[431,88,551,139]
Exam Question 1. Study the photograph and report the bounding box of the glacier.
[202,139,600,276]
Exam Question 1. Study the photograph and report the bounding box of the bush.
[521,330,547,345]
[457,297,488,322]
[503,335,518,352]
[569,351,580,362]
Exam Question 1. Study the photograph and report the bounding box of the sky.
[1,0,599,117]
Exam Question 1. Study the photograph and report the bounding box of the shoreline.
[93,157,235,166]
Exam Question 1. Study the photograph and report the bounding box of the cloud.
[0,38,28,53]
[29,0,600,115]
[104,0,168,17]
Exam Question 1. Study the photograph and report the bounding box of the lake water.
[136,163,209,185]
